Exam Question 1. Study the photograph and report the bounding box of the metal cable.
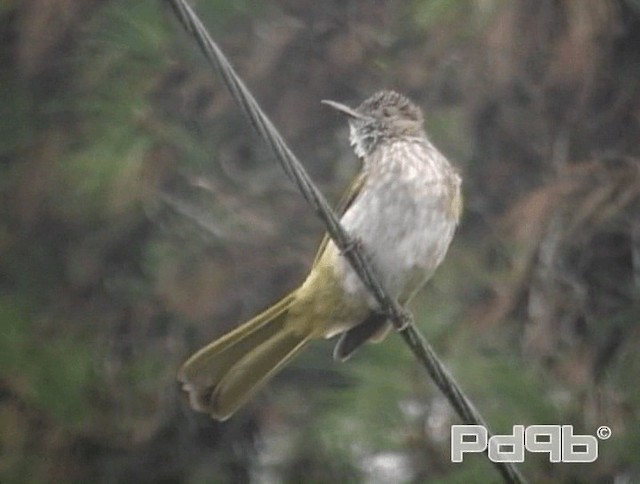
[165,2,526,482]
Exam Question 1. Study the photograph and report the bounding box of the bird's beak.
[321,99,367,120]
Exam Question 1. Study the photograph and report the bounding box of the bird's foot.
[341,235,365,258]
[394,308,412,331]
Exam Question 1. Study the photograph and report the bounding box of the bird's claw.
[341,235,365,257]
[394,309,412,331]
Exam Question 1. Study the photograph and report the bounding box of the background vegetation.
[1,0,639,482]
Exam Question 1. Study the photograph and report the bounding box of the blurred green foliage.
[0,297,92,427]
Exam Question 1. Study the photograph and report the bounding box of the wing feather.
[311,170,367,267]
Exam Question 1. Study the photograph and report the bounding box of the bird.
[178,90,462,420]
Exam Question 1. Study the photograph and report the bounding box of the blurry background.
[1,0,639,482]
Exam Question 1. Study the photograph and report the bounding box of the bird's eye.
[382,107,392,117]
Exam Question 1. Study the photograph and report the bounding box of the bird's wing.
[311,169,367,268]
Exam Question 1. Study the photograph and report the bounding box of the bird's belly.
[340,220,456,306]
[338,182,457,307]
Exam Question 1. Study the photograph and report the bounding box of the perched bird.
[178,90,462,420]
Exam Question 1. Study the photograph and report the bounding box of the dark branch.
[165,2,527,483]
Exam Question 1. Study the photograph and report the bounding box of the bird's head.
[322,90,424,158]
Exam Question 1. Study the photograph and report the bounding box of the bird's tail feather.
[212,328,310,419]
[178,291,309,420]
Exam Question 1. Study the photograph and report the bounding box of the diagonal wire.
[165,1,527,483]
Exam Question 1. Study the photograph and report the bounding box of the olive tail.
[178,292,310,420]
